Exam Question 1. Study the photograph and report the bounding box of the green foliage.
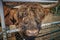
[52,5,60,16]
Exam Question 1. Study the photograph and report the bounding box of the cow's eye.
[22,26,26,30]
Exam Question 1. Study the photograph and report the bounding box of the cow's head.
[13,2,58,37]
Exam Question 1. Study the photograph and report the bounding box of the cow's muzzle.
[26,29,39,36]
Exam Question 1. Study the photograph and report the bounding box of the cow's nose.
[27,30,38,34]
[26,30,39,36]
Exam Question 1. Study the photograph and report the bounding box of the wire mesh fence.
[0,22,60,40]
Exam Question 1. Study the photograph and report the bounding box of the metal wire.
[3,0,58,3]
[0,21,60,35]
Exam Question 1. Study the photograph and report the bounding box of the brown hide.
[4,6,18,26]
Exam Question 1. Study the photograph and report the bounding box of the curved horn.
[13,5,21,8]
[13,5,26,8]
[40,1,59,8]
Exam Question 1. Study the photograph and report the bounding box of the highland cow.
[3,2,58,40]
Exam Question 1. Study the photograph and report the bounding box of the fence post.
[0,0,7,40]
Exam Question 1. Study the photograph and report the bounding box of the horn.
[13,5,21,8]
[13,1,59,8]
[40,1,59,8]
[13,5,26,8]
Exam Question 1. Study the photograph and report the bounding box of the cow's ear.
[44,8,50,15]
[39,8,50,21]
